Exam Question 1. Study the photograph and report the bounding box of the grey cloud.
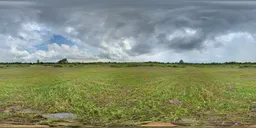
[0,0,256,62]
[0,0,35,8]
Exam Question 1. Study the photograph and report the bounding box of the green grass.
[0,65,256,126]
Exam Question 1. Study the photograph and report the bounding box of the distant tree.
[179,59,184,64]
[37,60,40,64]
[57,58,68,64]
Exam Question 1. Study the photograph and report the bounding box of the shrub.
[239,65,256,68]
[172,65,178,68]
[53,65,63,67]
[109,64,121,68]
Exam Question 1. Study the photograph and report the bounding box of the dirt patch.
[0,77,8,80]
[172,118,197,126]
[0,109,4,113]
[168,99,183,105]
[4,105,22,113]
[18,109,41,114]
[49,122,82,127]
[0,124,49,128]
[240,75,256,79]
[140,122,177,127]
[1,105,79,126]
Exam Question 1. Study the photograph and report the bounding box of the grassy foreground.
[0,65,256,125]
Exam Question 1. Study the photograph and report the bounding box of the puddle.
[0,121,256,128]
[42,113,77,120]
[1,105,255,128]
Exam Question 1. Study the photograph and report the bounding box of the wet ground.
[0,123,256,128]
[1,105,256,128]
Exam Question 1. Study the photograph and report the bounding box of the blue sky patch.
[36,34,75,51]
[50,35,75,46]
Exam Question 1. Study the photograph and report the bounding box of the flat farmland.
[0,65,256,126]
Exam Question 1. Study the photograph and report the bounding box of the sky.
[0,0,256,63]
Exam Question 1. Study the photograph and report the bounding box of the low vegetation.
[0,63,256,126]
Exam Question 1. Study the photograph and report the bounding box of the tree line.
[0,59,256,65]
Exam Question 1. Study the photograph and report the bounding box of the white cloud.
[0,1,34,6]
[167,28,198,41]
[200,32,256,62]
[10,47,29,57]
[23,43,98,62]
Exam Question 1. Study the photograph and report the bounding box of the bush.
[239,65,247,68]
[126,64,140,67]
[53,65,63,67]
[69,65,75,67]
[109,64,122,68]
[239,65,256,68]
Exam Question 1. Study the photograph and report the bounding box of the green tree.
[57,58,68,64]
[179,59,184,64]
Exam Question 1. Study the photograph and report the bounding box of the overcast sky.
[0,0,256,62]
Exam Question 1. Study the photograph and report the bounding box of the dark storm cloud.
[0,0,256,61]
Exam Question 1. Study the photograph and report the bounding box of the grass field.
[0,64,256,126]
